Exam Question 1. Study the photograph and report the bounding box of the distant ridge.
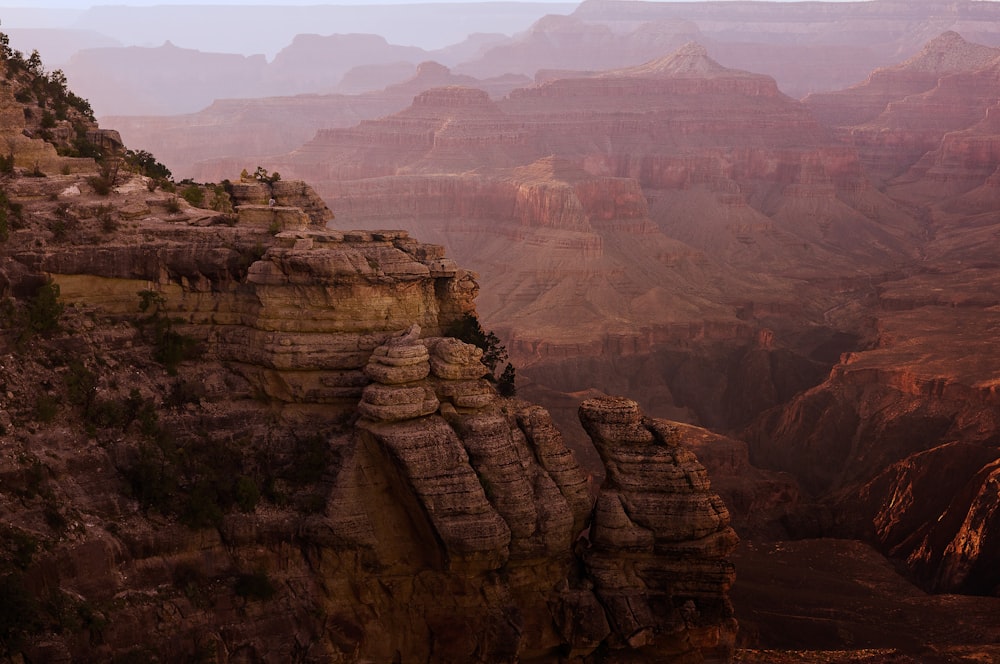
[603,42,755,79]
[891,30,1000,74]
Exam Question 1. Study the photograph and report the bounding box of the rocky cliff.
[0,110,738,661]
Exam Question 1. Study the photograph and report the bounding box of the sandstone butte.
[0,55,744,662]
[184,33,1000,642]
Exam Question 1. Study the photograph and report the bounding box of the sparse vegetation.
[87,175,112,196]
[33,393,59,422]
[123,149,171,182]
[245,166,280,184]
[180,184,205,207]
[445,313,517,396]
[96,204,117,233]
[0,571,43,655]
[136,290,202,374]
[210,184,233,213]
[21,280,64,341]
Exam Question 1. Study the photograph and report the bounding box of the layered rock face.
[0,150,738,662]
[107,62,531,182]
[269,43,921,455]
[744,35,1000,597]
[804,32,1000,128]
[579,397,738,661]
[466,0,1000,98]
[745,284,1000,594]
[808,32,1000,187]
[84,1,1000,186]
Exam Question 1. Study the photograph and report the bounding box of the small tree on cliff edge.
[445,313,516,396]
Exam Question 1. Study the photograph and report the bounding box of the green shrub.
[166,379,204,409]
[180,184,204,208]
[445,313,508,374]
[96,204,117,233]
[1,527,39,570]
[43,503,67,532]
[123,149,171,181]
[126,442,178,513]
[86,398,128,429]
[65,360,96,407]
[497,363,517,397]
[136,291,201,374]
[154,326,201,375]
[180,480,224,528]
[24,281,63,337]
[210,185,233,213]
[285,434,331,486]
[87,175,111,196]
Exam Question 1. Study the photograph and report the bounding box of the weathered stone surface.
[579,396,738,661]
[364,353,431,384]
[426,336,490,381]
[432,378,496,409]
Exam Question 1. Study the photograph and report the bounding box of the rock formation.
[261,43,922,459]
[804,32,1000,128]
[107,62,530,182]
[579,397,738,661]
[11,18,1000,661]
[0,114,738,660]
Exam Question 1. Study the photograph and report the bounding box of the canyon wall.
[0,153,739,661]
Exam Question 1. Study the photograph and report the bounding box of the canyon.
[58,0,1000,180]
[0,66,739,662]
[3,1,1000,661]
[187,24,1000,657]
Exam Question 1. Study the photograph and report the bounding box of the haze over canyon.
[1,1,1000,662]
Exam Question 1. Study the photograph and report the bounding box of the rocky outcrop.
[0,139,743,661]
[746,299,1000,592]
[579,397,738,661]
[848,442,1000,595]
[0,61,101,176]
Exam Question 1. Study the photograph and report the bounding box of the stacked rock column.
[579,396,738,661]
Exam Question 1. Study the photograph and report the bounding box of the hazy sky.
[0,0,868,6]
[2,0,580,6]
